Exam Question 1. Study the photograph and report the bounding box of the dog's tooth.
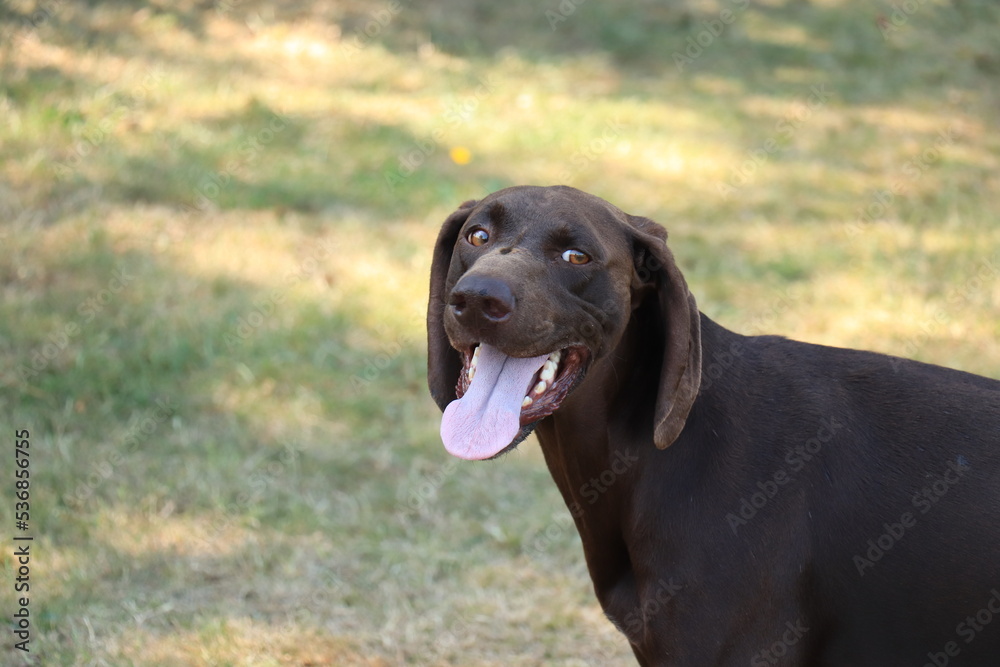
[548,350,561,364]
[469,346,480,376]
[522,396,532,407]
[540,366,555,382]
[533,380,547,396]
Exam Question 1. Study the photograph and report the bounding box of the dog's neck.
[533,313,732,613]
[533,309,665,595]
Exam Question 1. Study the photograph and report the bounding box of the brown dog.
[427,185,1000,665]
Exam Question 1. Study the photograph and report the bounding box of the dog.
[426,185,1000,665]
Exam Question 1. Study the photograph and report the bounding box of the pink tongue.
[441,344,549,460]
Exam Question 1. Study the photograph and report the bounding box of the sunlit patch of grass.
[109,622,376,667]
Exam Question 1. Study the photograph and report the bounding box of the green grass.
[1,0,999,664]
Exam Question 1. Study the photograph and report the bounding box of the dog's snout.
[449,275,515,328]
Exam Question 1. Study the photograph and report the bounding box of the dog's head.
[427,185,701,459]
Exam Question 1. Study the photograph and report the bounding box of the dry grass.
[1,0,999,664]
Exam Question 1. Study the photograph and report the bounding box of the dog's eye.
[467,228,490,247]
[561,249,590,265]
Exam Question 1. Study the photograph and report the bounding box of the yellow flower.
[449,146,472,165]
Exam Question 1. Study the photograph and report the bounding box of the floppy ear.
[628,215,702,449]
[427,199,478,411]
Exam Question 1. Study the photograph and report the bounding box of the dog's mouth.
[457,344,590,421]
[440,343,590,460]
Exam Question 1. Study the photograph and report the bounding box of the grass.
[1,0,999,664]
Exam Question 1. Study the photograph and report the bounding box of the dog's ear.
[427,199,478,411]
[628,215,702,449]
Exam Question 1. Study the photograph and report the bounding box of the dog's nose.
[449,275,515,328]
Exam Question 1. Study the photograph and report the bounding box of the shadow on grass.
[14,91,515,217]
